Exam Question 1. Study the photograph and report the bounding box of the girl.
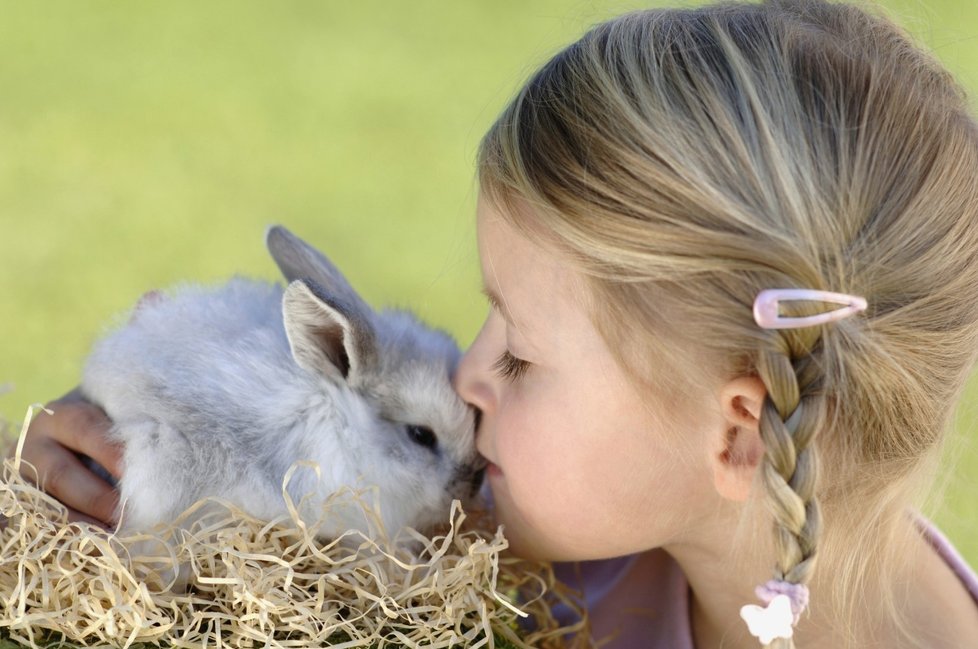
[18,0,978,646]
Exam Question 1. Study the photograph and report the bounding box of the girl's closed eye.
[492,349,531,382]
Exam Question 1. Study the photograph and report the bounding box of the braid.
[755,324,826,649]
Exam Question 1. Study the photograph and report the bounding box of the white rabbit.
[79,226,485,541]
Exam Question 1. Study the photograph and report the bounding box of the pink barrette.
[753,288,867,329]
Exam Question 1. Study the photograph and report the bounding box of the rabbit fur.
[80,226,485,542]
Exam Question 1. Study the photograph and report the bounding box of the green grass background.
[1,0,976,574]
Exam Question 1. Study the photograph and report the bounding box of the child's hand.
[14,388,122,528]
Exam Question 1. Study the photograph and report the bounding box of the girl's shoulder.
[908,511,978,646]
[552,549,694,649]
[912,512,978,606]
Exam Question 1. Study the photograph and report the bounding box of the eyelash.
[492,350,531,382]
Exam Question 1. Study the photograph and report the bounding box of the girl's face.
[454,197,717,561]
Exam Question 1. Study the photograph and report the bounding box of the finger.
[30,444,120,526]
[66,506,115,532]
[40,400,123,478]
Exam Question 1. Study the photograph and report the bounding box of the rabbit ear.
[282,279,377,386]
[266,225,372,316]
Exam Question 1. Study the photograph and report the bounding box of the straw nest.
[0,405,590,649]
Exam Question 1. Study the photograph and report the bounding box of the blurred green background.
[1,0,976,568]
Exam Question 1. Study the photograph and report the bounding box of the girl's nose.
[453,321,497,423]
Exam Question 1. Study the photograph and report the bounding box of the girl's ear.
[711,375,767,502]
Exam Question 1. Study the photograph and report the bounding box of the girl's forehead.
[475,198,589,338]
[476,204,537,332]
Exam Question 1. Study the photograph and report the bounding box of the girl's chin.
[497,523,549,560]
[488,480,621,563]
[486,477,560,561]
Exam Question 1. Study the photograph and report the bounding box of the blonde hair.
[477,0,978,646]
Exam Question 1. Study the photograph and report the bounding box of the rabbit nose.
[468,454,489,497]
[469,465,487,498]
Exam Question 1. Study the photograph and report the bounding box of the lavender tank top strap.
[911,510,978,604]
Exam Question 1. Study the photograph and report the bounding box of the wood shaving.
[0,406,591,649]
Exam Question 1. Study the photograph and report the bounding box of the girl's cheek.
[495,390,539,472]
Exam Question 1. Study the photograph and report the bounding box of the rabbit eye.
[406,424,437,451]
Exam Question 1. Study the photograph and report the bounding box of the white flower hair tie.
[740,580,810,645]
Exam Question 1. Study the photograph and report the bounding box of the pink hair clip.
[753,288,867,330]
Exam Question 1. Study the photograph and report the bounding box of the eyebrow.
[481,285,515,325]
